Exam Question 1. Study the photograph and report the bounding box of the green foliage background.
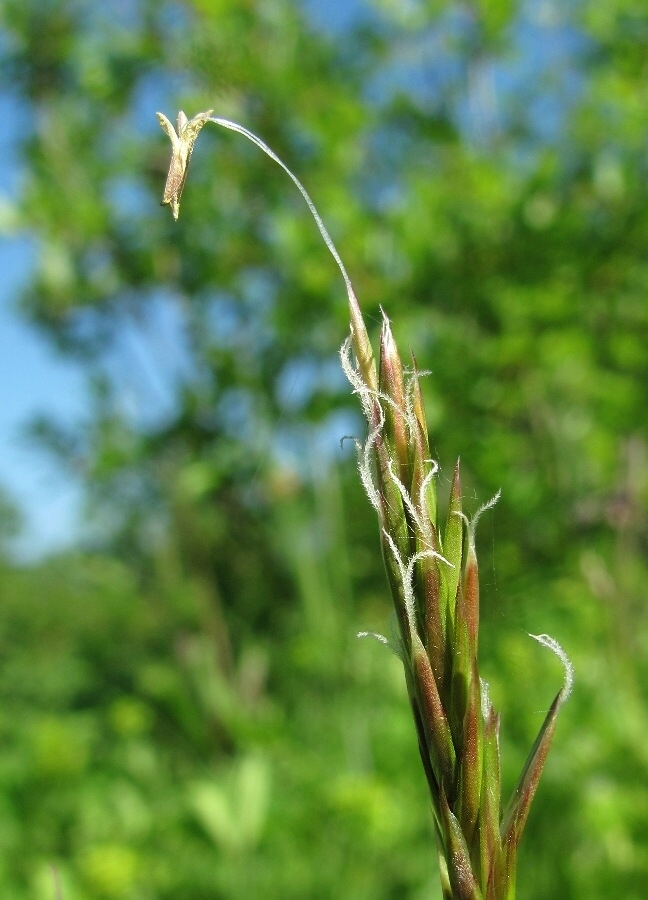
[0,0,647,897]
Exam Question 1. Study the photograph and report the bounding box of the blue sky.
[0,76,86,558]
[0,231,87,558]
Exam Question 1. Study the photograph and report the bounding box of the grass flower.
[158,109,573,899]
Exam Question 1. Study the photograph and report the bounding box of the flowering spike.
[379,313,409,481]
[418,532,446,688]
[439,790,485,900]
[455,656,484,851]
[409,356,437,529]
[443,461,464,629]
[412,632,456,794]
[462,539,480,657]
[479,709,503,897]
[165,111,573,900]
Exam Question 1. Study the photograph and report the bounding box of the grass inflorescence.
[158,108,572,900]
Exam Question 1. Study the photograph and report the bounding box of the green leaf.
[500,689,561,865]
[500,634,573,880]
